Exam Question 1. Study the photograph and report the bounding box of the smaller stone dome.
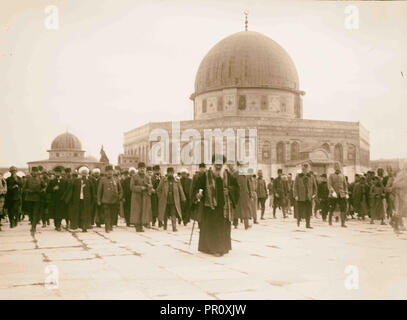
[51,132,82,150]
[85,155,98,162]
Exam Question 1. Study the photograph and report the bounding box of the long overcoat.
[65,177,94,229]
[157,176,186,221]
[130,173,153,225]
[233,173,252,220]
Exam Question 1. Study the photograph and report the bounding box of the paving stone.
[0,210,406,299]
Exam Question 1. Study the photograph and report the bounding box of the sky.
[0,0,406,167]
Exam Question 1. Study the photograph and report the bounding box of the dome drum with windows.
[191,31,305,120]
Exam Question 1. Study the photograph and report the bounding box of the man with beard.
[47,167,68,231]
[328,162,349,228]
[256,170,267,221]
[90,168,102,227]
[24,167,45,234]
[151,165,161,227]
[121,169,133,227]
[68,167,94,232]
[129,162,152,232]
[5,166,22,228]
[293,163,317,229]
[97,165,122,233]
[195,155,238,256]
[179,168,192,226]
[157,167,185,232]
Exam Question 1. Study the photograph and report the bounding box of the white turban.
[129,167,137,173]
[79,167,90,175]
[180,168,188,174]
[92,168,101,174]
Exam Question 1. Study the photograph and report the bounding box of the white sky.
[1,0,406,167]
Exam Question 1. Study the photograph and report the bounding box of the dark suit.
[121,176,132,226]
[273,176,288,217]
[151,173,161,225]
[47,176,68,230]
[180,177,192,225]
[5,175,22,227]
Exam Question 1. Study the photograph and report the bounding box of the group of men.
[0,159,406,254]
[265,162,407,233]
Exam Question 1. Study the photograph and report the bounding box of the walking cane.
[188,189,203,246]
[188,219,195,246]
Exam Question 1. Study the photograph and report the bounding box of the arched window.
[322,143,330,153]
[262,141,271,161]
[348,144,356,161]
[291,142,300,161]
[280,101,287,113]
[202,99,207,113]
[334,144,343,163]
[261,96,268,110]
[217,96,223,111]
[238,95,246,110]
[276,142,286,163]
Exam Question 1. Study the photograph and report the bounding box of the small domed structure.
[28,132,105,172]
[51,132,82,150]
[85,155,98,162]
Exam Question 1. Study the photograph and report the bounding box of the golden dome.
[193,31,299,97]
[51,132,82,150]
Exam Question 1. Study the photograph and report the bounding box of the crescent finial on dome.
[244,10,248,31]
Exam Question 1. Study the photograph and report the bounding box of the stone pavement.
[0,208,406,300]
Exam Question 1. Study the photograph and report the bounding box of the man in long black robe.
[195,156,239,256]
[68,167,94,232]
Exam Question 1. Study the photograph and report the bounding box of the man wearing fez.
[97,165,122,233]
[47,167,68,231]
[190,163,207,224]
[62,167,73,229]
[317,174,330,222]
[39,170,50,227]
[293,163,317,229]
[121,169,132,227]
[328,162,349,228]
[195,155,237,256]
[129,162,152,232]
[23,167,45,234]
[273,169,288,219]
[5,166,22,228]
[67,167,94,232]
[157,167,186,232]
[233,161,252,230]
[179,168,192,226]
[151,165,162,227]
[256,170,268,220]
[90,168,102,227]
